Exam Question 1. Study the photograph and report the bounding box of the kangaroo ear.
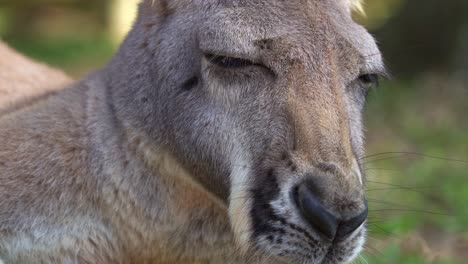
[145,0,189,16]
[344,0,365,14]
[139,0,170,18]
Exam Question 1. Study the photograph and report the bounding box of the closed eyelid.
[204,54,257,68]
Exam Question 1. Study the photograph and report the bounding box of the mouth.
[245,192,367,263]
[239,167,368,264]
[320,226,367,264]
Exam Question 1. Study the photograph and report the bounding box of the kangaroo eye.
[358,74,380,87]
[205,54,256,69]
[356,74,380,99]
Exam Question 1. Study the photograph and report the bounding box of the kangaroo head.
[109,0,385,263]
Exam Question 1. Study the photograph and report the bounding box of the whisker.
[366,186,436,199]
[363,155,408,164]
[360,151,468,163]
[367,224,403,241]
[359,254,369,264]
[369,208,451,216]
[366,180,431,189]
[366,187,433,192]
[364,167,402,172]
[367,199,445,216]
[368,198,419,208]
[365,180,435,198]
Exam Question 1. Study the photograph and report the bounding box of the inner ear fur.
[346,0,364,14]
[138,0,171,19]
[144,0,193,18]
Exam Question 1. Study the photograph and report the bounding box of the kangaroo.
[0,41,72,109]
[0,0,386,263]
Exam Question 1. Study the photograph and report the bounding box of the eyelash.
[204,54,257,69]
[359,74,380,88]
[358,74,380,98]
[204,54,381,96]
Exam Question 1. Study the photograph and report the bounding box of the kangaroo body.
[0,41,71,109]
[0,76,244,263]
[0,0,385,263]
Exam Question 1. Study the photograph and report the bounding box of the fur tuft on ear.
[138,0,174,19]
[149,0,186,10]
[347,0,365,14]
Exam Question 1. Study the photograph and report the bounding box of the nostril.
[335,204,368,240]
[293,184,338,240]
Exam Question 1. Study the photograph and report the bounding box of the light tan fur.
[0,0,383,263]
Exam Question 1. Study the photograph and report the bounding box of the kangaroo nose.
[293,182,368,241]
[336,204,368,240]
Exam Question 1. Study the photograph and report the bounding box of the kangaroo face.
[120,0,385,263]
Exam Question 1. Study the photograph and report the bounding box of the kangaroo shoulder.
[0,84,94,229]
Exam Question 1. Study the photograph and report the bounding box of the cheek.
[345,94,365,156]
[203,74,247,108]
[166,106,244,199]
[202,64,276,109]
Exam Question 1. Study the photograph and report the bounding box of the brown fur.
[0,0,384,263]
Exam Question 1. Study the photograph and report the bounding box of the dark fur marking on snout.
[285,158,297,172]
[140,40,149,49]
[182,76,199,91]
[140,97,149,103]
[281,152,288,161]
[291,165,297,172]
[251,168,319,251]
[144,23,155,30]
[255,39,274,51]
[251,169,281,237]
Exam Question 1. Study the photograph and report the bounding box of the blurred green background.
[0,0,467,263]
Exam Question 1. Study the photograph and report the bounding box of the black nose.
[293,183,368,241]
